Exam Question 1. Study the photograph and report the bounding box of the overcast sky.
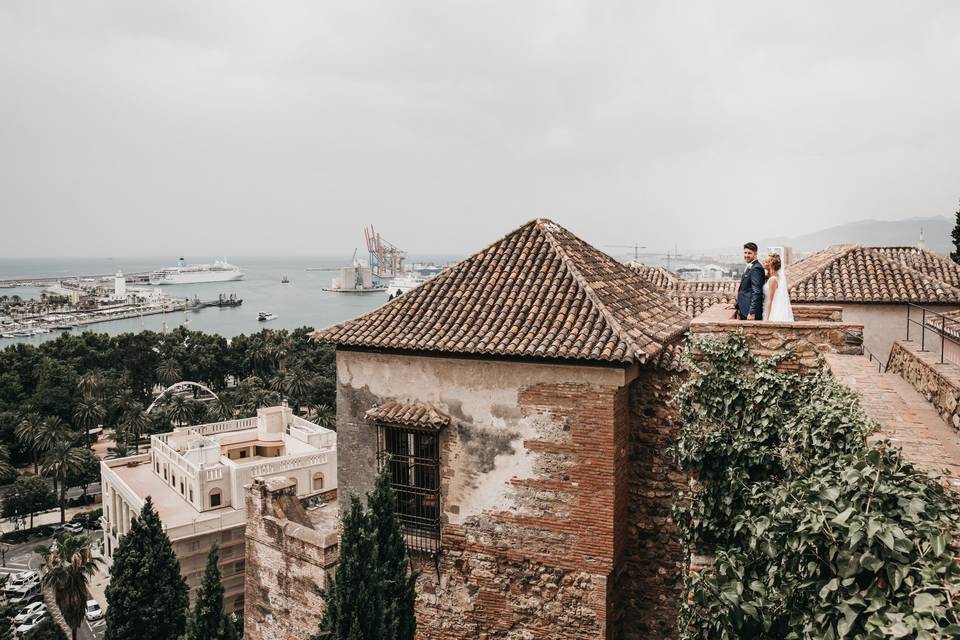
[2,1,959,259]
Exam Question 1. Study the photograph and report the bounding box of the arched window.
[209,489,222,508]
[312,472,324,491]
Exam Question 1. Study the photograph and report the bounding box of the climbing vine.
[674,334,960,639]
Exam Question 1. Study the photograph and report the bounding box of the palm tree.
[15,411,45,473]
[308,403,335,429]
[41,438,86,523]
[0,444,16,483]
[157,359,182,388]
[121,406,149,455]
[73,399,105,448]
[284,369,314,412]
[268,374,287,397]
[205,396,235,422]
[250,345,274,377]
[35,416,70,460]
[168,394,192,429]
[77,371,102,402]
[38,533,103,640]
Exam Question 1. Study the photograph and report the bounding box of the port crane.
[363,225,406,278]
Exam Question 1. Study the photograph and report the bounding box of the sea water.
[0,255,454,346]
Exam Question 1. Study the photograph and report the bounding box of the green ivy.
[674,334,960,639]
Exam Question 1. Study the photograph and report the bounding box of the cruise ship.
[149,259,244,285]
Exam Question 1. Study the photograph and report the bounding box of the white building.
[111,271,127,301]
[100,406,336,613]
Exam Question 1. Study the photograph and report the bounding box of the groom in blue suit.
[734,242,765,320]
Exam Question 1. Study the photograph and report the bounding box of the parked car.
[63,522,84,534]
[84,599,103,621]
[13,609,47,635]
[7,571,38,588]
[14,593,44,609]
[7,582,40,605]
[13,602,45,625]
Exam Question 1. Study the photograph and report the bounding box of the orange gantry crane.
[363,225,407,278]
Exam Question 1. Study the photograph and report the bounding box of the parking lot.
[1,527,106,639]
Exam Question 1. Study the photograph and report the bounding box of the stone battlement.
[690,304,864,372]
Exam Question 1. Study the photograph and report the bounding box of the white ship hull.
[150,259,244,285]
[151,270,244,285]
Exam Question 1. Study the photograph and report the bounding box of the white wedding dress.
[764,270,794,322]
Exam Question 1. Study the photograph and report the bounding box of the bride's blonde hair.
[767,253,782,273]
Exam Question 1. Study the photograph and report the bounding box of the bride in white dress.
[763,253,794,322]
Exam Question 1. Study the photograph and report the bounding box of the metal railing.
[905,303,960,365]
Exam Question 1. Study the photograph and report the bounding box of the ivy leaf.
[859,552,884,573]
[832,507,855,526]
[913,592,940,614]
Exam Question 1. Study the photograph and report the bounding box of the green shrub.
[675,334,960,639]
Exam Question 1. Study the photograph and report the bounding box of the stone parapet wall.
[887,340,960,431]
[690,304,864,372]
[793,305,844,322]
[244,478,339,640]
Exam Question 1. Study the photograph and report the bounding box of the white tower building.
[113,271,127,301]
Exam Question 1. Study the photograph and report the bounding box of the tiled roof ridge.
[539,220,648,363]
[788,244,860,289]
[869,247,960,299]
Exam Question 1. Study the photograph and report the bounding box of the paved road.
[0,529,105,640]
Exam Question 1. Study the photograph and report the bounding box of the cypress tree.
[367,469,417,640]
[314,496,384,640]
[952,199,960,264]
[104,497,189,640]
[182,544,239,640]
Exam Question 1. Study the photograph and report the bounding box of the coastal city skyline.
[4,2,960,639]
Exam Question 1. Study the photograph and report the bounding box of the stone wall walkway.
[826,353,960,491]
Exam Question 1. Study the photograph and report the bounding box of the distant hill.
[762,217,953,254]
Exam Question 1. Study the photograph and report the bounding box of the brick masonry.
[334,349,687,639]
[244,478,339,640]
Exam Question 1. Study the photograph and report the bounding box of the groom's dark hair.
[744,242,758,252]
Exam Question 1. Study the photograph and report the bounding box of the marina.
[0,256,453,346]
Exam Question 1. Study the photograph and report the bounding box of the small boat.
[0,333,14,339]
[52,325,75,331]
[281,275,290,284]
[258,311,278,322]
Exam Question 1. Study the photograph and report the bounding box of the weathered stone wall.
[244,478,339,640]
[887,340,960,431]
[618,367,687,639]
[792,305,843,322]
[336,349,686,638]
[691,304,864,373]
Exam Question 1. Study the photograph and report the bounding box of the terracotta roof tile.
[314,219,690,364]
[789,246,960,304]
[628,263,738,318]
[365,401,451,430]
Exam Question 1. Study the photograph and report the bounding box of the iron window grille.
[376,423,441,554]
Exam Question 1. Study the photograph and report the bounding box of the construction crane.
[363,225,407,278]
